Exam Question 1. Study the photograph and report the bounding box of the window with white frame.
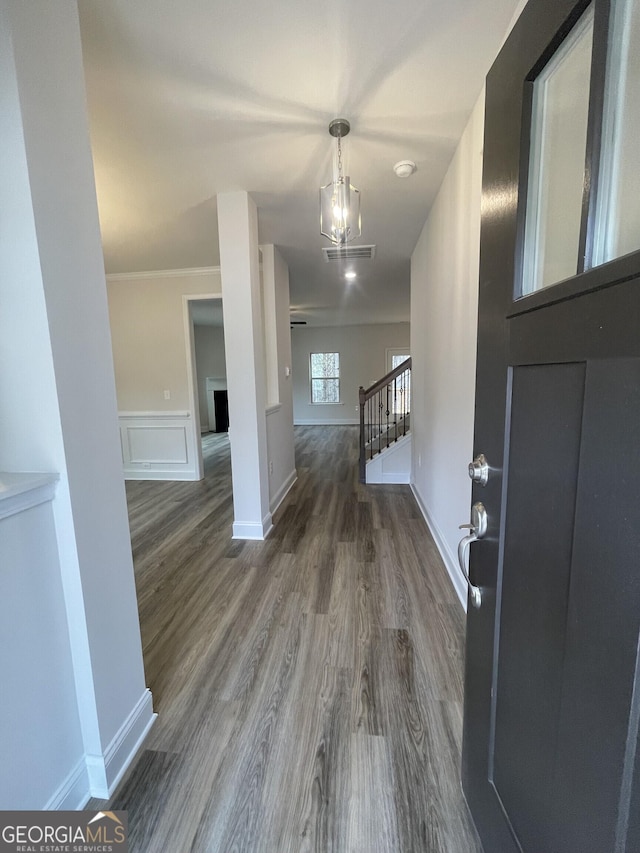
[310,352,340,403]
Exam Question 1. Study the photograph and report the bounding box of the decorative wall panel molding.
[118,411,199,480]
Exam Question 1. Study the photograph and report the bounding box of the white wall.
[263,246,297,513]
[410,91,486,609]
[107,270,223,412]
[292,324,410,424]
[194,323,226,430]
[0,481,86,808]
[0,0,153,804]
[106,270,222,479]
[106,251,296,516]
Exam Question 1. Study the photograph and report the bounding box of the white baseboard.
[410,484,467,611]
[233,512,274,541]
[270,469,297,514]
[124,470,200,481]
[45,756,91,810]
[294,418,359,425]
[86,688,156,799]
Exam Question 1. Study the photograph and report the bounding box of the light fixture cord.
[337,133,343,180]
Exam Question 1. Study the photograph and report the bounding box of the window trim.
[309,351,340,405]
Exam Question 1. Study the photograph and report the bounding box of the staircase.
[359,358,411,483]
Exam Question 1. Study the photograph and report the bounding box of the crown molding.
[106,266,221,282]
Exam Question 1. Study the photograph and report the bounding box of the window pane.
[310,352,340,403]
[311,378,339,403]
[310,352,339,378]
[593,0,640,264]
[521,6,594,295]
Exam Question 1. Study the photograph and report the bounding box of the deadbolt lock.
[468,453,489,486]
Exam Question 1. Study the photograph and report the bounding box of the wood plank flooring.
[89,426,482,853]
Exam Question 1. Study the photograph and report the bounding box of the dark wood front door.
[462,1,640,851]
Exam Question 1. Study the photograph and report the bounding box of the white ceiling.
[78,0,521,326]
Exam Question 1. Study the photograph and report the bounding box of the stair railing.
[359,357,411,482]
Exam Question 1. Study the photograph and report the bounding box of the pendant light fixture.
[320,118,361,245]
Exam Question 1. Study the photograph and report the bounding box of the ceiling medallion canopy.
[320,118,361,246]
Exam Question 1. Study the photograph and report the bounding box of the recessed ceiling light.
[345,271,357,280]
[393,160,417,178]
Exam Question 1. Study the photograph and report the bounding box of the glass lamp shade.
[320,176,361,245]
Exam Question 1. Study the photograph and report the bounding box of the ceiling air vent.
[322,244,376,262]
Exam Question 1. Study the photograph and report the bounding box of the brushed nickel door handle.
[458,502,487,609]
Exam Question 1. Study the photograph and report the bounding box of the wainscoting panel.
[119,412,199,480]
[365,432,412,485]
[127,426,188,464]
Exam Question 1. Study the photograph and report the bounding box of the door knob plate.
[471,502,488,537]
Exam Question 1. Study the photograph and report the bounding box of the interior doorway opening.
[191,298,228,436]
[184,295,229,480]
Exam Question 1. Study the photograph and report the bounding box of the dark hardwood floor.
[90,426,482,853]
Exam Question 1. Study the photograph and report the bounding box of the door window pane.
[521,5,594,295]
[391,354,409,369]
[593,0,640,264]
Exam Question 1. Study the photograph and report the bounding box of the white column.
[218,192,272,539]
[261,244,280,407]
[0,0,154,800]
